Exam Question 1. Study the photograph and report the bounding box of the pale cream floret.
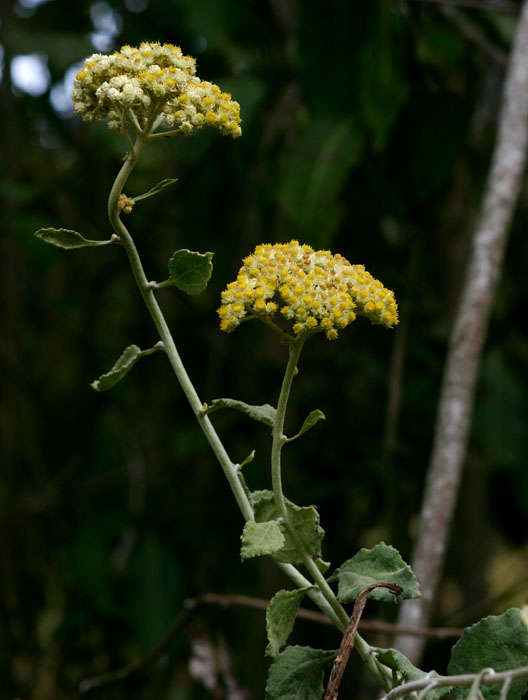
[72,42,241,138]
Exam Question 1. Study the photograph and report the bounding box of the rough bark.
[394,0,528,663]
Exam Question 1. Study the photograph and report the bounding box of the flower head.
[72,42,242,138]
[218,241,398,340]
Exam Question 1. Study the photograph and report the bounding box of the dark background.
[2,0,528,697]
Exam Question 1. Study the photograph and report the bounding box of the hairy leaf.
[287,409,326,442]
[206,399,276,428]
[35,227,111,249]
[240,521,285,560]
[266,587,312,657]
[250,490,325,565]
[158,249,213,295]
[376,648,432,684]
[336,542,420,603]
[91,345,148,392]
[315,558,331,574]
[266,646,337,700]
[448,609,528,700]
[133,177,177,202]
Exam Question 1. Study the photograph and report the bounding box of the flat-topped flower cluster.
[218,242,399,340]
[72,42,242,138]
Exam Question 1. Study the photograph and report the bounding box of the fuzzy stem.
[271,338,392,691]
[106,127,351,635]
[107,129,253,522]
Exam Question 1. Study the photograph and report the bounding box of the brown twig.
[324,583,403,700]
[407,0,519,12]
[437,5,508,66]
[395,0,528,663]
[79,592,462,693]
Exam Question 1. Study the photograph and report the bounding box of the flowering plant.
[35,42,528,699]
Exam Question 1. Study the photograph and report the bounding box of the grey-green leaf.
[315,559,331,575]
[35,227,111,249]
[376,648,432,684]
[250,490,325,565]
[239,450,256,468]
[133,177,177,202]
[266,588,312,657]
[158,249,213,295]
[448,609,528,700]
[336,542,421,604]
[206,399,276,428]
[266,646,337,700]
[240,521,285,560]
[287,409,326,442]
[91,345,143,392]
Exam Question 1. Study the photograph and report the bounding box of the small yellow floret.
[217,241,398,339]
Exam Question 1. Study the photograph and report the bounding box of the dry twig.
[324,583,403,700]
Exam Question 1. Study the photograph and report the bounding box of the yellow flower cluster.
[72,42,242,138]
[218,242,398,340]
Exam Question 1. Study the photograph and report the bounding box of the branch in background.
[437,5,508,65]
[79,593,462,693]
[407,0,519,12]
[395,0,528,663]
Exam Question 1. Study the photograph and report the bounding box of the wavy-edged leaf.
[336,542,420,604]
[266,587,312,657]
[206,399,276,428]
[240,521,285,560]
[250,490,325,565]
[376,648,432,684]
[91,345,157,392]
[448,609,528,700]
[35,227,111,249]
[266,646,337,700]
[287,409,325,442]
[158,249,213,295]
[133,177,177,202]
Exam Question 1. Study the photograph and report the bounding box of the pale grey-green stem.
[271,337,392,691]
[106,116,390,690]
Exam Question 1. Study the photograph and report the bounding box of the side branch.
[395,0,528,662]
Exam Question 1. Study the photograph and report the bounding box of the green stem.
[106,124,390,691]
[108,129,252,522]
[271,338,392,691]
[105,130,347,634]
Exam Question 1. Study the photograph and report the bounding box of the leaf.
[448,609,528,700]
[206,399,276,428]
[266,646,337,700]
[376,648,432,684]
[336,542,421,604]
[287,409,325,442]
[91,345,149,392]
[239,450,256,468]
[240,521,285,560]
[133,177,177,202]
[250,490,325,565]
[315,559,331,575]
[266,587,312,657]
[35,227,111,249]
[158,249,213,295]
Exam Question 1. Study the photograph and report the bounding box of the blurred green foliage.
[1,0,527,697]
